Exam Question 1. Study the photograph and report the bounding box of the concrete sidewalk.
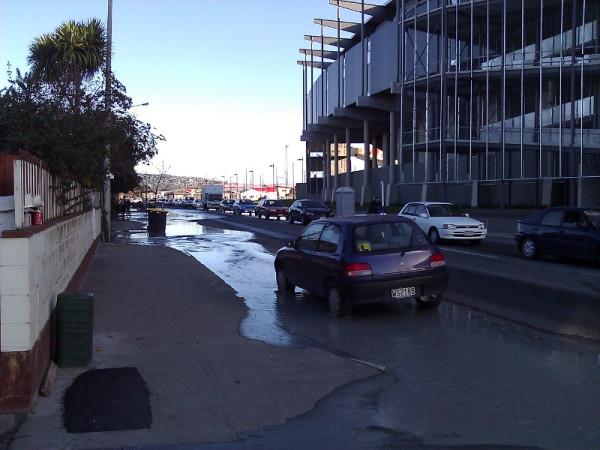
[10,236,374,448]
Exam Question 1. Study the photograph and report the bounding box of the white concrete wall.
[0,209,101,352]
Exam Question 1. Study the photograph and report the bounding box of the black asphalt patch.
[63,367,152,433]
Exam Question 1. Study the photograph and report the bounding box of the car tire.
[276,268,295,293]
[288,215,293,224]
[428,228,441,244]
[302,216,310,226]
[521,237,538,259]
[415,294,441,309]
[328,286,351,317]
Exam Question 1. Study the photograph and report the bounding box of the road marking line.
[441,247,500,259]
[350,358,387,373]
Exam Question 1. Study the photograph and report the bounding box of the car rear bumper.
[339,270,448,305]
[268,210,288,217]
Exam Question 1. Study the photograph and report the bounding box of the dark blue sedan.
[233,199,256,215]
[516,207,600,263]
[274,215,448,316]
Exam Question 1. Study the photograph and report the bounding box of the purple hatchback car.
[274,215,448,316]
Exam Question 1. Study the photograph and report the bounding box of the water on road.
[120,209,600,449]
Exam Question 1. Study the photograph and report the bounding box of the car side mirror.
[419,213,428,218]
[286,240,295,248]
[465,213,470,218]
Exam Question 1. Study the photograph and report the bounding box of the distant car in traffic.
[274,215,448,316]
[288,199,331,225]
[218,199,235,213]
[399,202,486,244]
[516,207,600,263]
[233,199,256,215]
[255,199,289,220]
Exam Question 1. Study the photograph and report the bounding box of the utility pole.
[103,0,113,242]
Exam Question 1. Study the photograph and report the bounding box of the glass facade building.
[301,0,600,207]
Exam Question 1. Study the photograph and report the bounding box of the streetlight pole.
[234,173,239,199]
[103,0,113,242]
[292,161,295,199]
[284,144,289,187]
[249,170,254,190]
[298,157,304,183]
[269,163,275,199]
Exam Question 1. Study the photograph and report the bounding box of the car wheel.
[288,215,293,224]
[328,286,351,317]
[276,268,294,293]
[415,294,441,309]
[428,228,440,244]
[521,237,538,259]
[302,215,310,225]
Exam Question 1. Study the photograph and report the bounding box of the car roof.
[405,201,454,206]
[316,215,413,226]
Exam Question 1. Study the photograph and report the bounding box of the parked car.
[218,199,235,213]
[288,199,331,224]
[274,215,448,316]
[516,207,600,263]
[399,202,486,244]
[255,199,289,220]
[233,199,256,215]
[183,197,196,209]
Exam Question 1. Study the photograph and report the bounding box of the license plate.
[391,286,416,299]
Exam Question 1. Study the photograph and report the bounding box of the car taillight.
[430,253,445,268]
[345,263,373,277]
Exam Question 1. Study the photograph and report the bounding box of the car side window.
[415,205,428,217]
[541,210,564,227]
[296,201,301,208]
[317,224,341,253]
[403,204,415,216]
[563,210,586,229]
[296,222,325,252]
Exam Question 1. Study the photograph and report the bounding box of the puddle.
[121,210,304,348]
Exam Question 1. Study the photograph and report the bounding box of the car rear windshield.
[240,200,255,205]
[304,201,326,208]
[427,204,467,217]
[268,200,286,207]
[353,222,428,253]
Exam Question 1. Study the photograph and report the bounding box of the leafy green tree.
[28,19,106,113]
[0,19,163,193]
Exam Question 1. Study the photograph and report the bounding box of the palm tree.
[28,19,107,112]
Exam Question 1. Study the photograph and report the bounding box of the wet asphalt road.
[124,209,600,450]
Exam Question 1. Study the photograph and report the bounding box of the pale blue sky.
[0,0,360,183]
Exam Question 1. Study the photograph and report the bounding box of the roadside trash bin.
[56,292,94,367]
[147,208,167,233]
